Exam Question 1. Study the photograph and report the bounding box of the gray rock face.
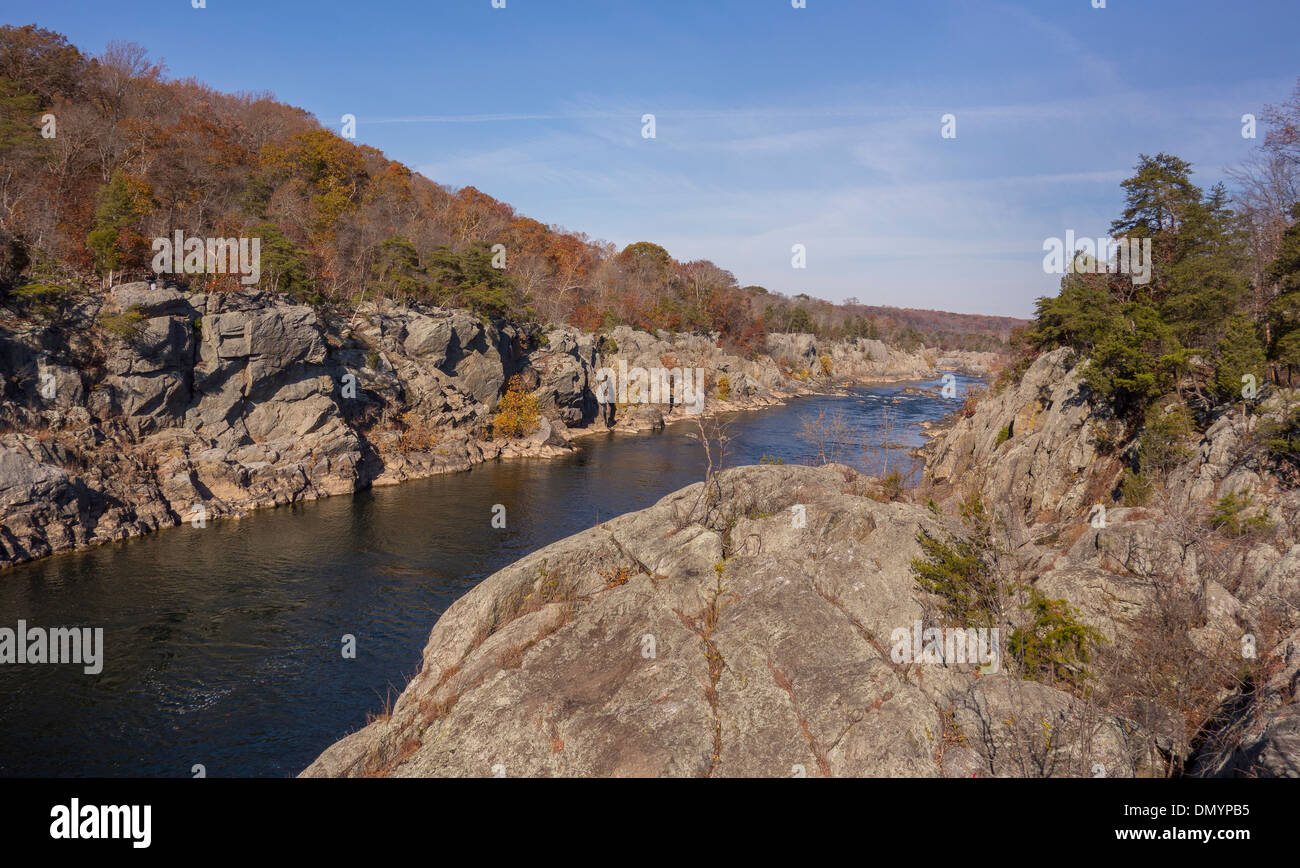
[95,315,196,431]
[920,348,1300,777]
[925,348,1103,528]
[188,297,343,448]
[348,305,512,422]
[528,329,599,427]
[0,438,163,565]
[4,286,976,569]
[103,281,192,319]
[302,464,1158,778]
[0,446,80,563]
[0,445,71,512]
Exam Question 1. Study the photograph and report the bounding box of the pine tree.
[1267,203,1300,385]
[1213,314,1267,402]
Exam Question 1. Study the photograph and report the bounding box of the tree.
[1213,314,1267,402]
[1029,278,1117,355]
[1267,202,1300,384]
[369,236,426,301]
[1082,302,1182,414]
[1263,77,1300,169]
[617,241,672,276]
[252,223,313,299]
[0,24,87,105]
[787,305,813,333]
[86,169,152,281]
[1111,153,1202,239]
[1160,183,1249,348]
[0,75,40,153]
[422,242,521,319]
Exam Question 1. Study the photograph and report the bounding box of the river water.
[0,374,979,777]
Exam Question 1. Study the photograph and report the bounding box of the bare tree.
[798,407,853,465]
[677,414,734,530]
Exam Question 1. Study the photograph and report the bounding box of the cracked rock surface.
[301,464,1159,778]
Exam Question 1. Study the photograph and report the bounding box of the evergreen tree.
[370,236,427,301]
[1267,203,1300,385]
[1161,183,1250,350]
[1213,314,1267,402]
[86,170,152,278]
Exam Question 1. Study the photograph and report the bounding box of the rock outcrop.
[922,349,1300,775]
[302,464,1159,778]
[1190,626,1300,777]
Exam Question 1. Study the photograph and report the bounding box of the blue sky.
[7,0,1298,316]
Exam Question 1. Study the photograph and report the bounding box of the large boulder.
[302,464,1159,778]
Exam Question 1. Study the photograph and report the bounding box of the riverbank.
[0,282,1001,570]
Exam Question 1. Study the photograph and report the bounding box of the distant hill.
[846,304,1026,339]
[0,24,1021,354]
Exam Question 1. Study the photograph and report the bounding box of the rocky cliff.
[922,349,1300,776]
[0,283,990,569]
[303,348,1300,777]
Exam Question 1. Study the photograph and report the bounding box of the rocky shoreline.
[0,283,996,570]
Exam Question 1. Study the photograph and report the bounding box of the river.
[0,374,979,777]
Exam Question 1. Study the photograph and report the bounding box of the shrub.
[1261,405,1300,470]
[879,470,904,501]
[1119,401,1194,506]
[716,373,731,401]
[1135,402,1193,476]
[1212,314,1267,403]
[911,517,999,628]
[991,353,1035,395]
[1090,419,1123,454]
[13,282,71,318]
[1120,470,1153,506]
[1210,489,1271,537]
[818,354,833,377]
[995,425,1011,447]
[493,374,541,439]
[1010,588,1105,691]
[96,306,148,344]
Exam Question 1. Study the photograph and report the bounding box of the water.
[0,374,979,777]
